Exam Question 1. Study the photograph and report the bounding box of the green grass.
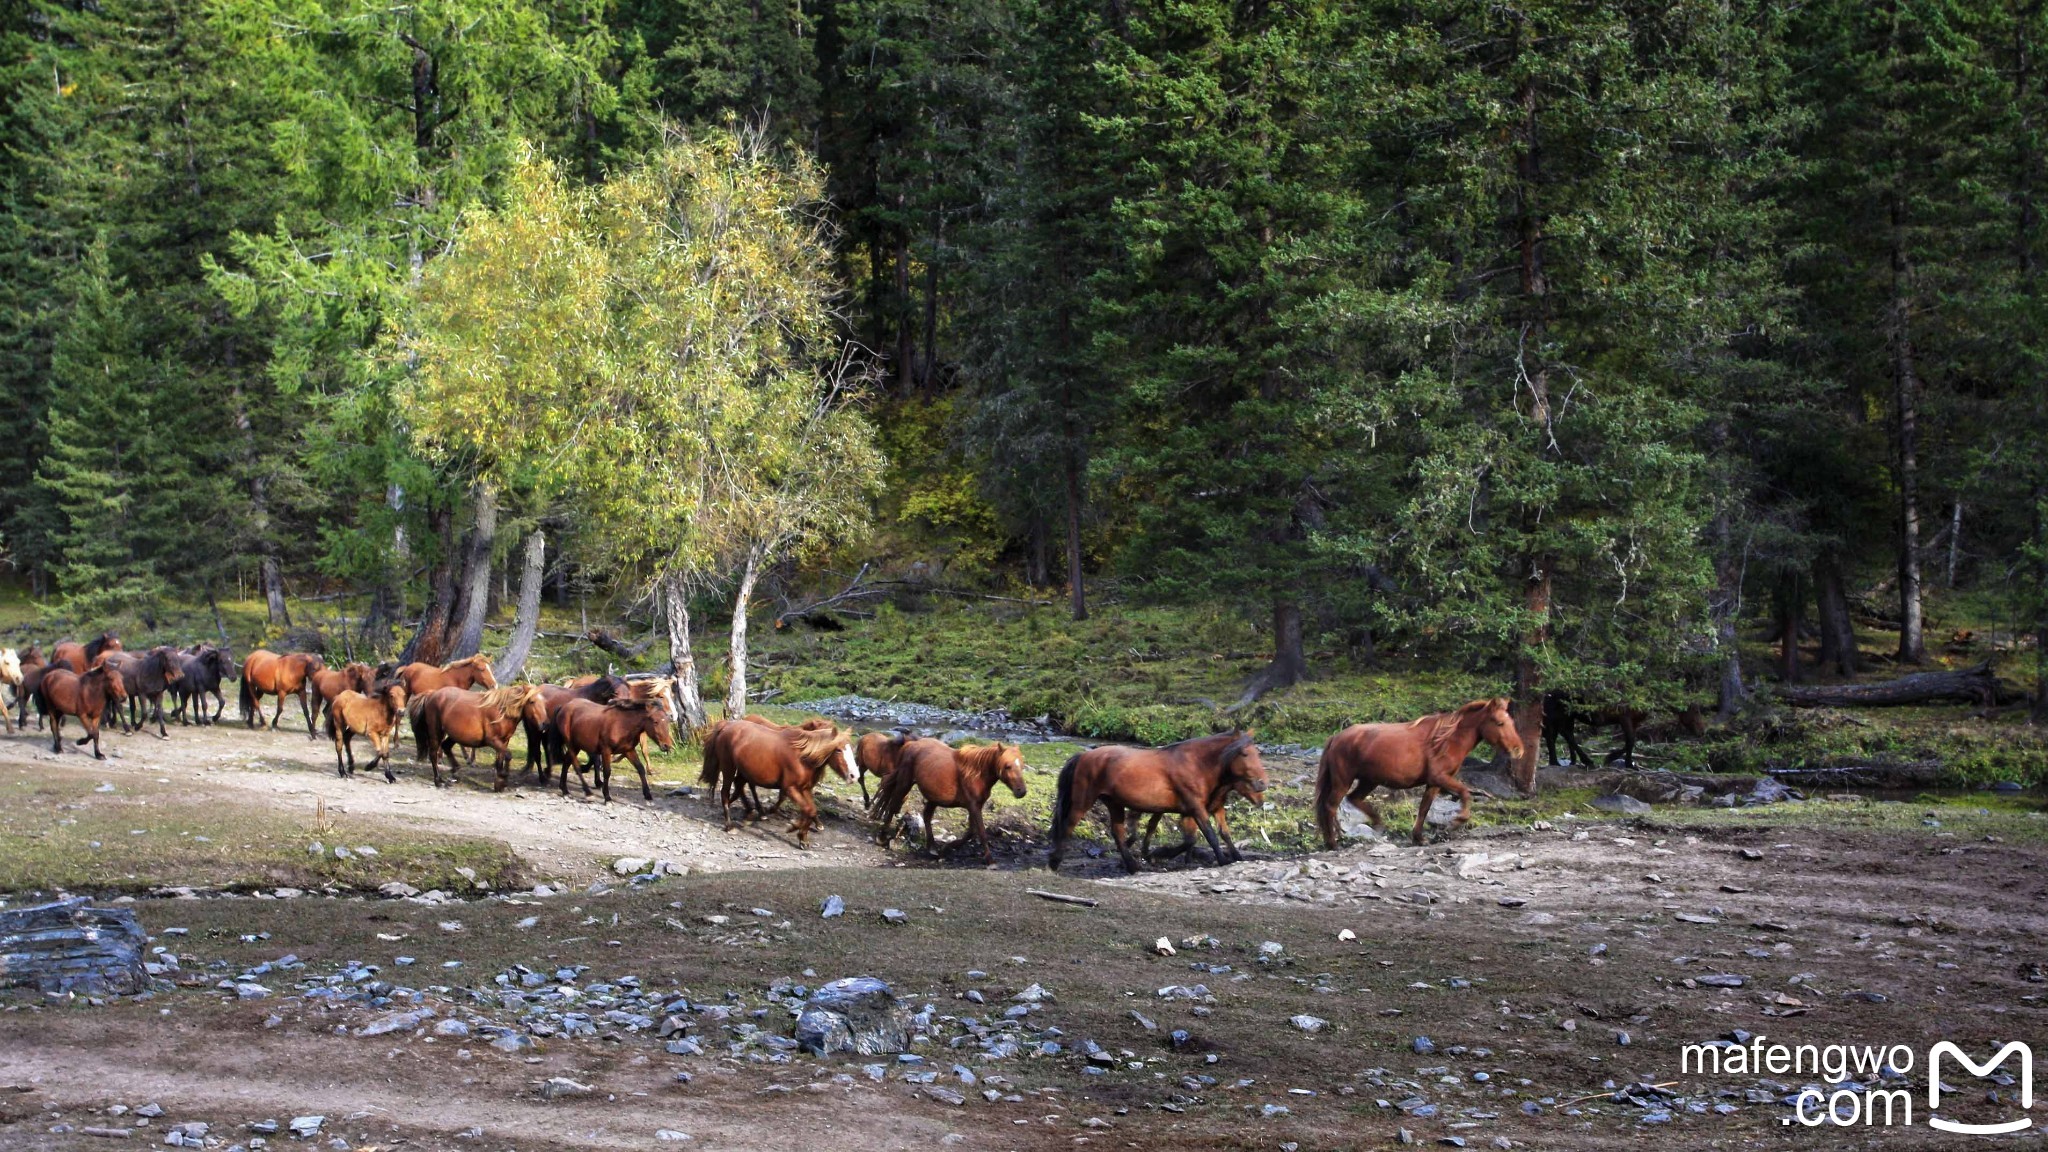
[0,769,526,896]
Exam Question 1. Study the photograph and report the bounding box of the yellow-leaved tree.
[393,127,879,723]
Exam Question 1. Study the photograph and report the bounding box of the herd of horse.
[0,631,1551,871]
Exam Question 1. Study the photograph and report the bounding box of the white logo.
[1928,1041,2033,1135]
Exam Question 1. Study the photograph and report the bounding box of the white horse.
[0,648,21,733]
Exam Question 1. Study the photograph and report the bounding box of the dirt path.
[0,717,892,881]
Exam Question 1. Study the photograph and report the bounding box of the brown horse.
[103,646,186,738]
[553,697,676,802]
[1314,697,1526,847]
[36,663,130,759]
[52,632,122,674]
[396,654,498,697]
[1047,731,1267,874]
[854,730,909,808]
[328,682,410,782]
[530,675,629,782]
[411,684,547,791]
[312,662,378,730]
[870,740,1027,863]
[240,649,326,736]
[13,645,47,730]
[733,714,835,816]
[698,720,853,847]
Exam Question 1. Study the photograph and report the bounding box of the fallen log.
[0,897,149,997]
[583,627,654,662]
[1025,888,1099,908]
[1777,662,2001,708]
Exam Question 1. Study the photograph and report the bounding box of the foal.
[328,681,410,782]
[104,646,185,738]
[870,740,1027,864]
[36,663,129,759]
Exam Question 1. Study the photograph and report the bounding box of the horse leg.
[1616,713,1638,769]
[491,740,510,793]
[86,717,104,760]
[1438,773,1475,831]
[154,691,169,738]
[376,733,397,784]
[598,750,614,803]
[1410,785,1440,845]
[1181,798,1227,864]
[922,801,940,856]
[209,689,224,724]
[1346,780,1385,831]
[1213,808,1242,863]
[858,770,871,809]
[792,789,819,848]
[299,688,318,739]
[49,713,63,755]
[628,747,653,802]
[335,728,351,778]
[268,692,285,731]
[966,800,994,864]
[1105,803,1142,874]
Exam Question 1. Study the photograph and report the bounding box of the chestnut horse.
[0,648,21,733]
[396,654,497,697]
[311,662,378,730]
[241,649,326,736]
[733,714,835,816]
[699,720,853,847]
[52,632,121,674]
[103,646,186,738]
[552,697,676,802]
[870,740,1027,863]
[168,644,236,725]
[1314,697,1526,847]
[854,730,909,808]
[411,684,547,791]
[36,663,129,759]
[328,682,410,782]
[13,645,47,730]
[1048,731,1267,874]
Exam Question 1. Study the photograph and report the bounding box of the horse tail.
[697,722,725,787]
[238,672,255,724]
[1048,753,1080,847]
[869,760,917,839]
[413,705,434,761]
[1313,745,1340,849]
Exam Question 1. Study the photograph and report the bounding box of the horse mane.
[954,743,1012,779]
[477,684,537,719]
[449,653,491,671]
[1422,700,1496,763]
[777,723,845,764]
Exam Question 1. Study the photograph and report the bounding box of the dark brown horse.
[240,649,326,736]
[1048,731,1267,874]
[698,720,854,847]
[1314,697,1526,847]
[36,663,129,759]
[396,653,498,697]
[530,675,629,781]
[411,684,547,791]
[553,697,676,802]
[311,662,378,730]
[870,740,1027,863]
[52,632,122,674]
[14,645,48,731]
[853,730,909,808]
[168,644,236,725]
[103,646,186,738]
[328,682,410,782]
[1543,693,1706,769]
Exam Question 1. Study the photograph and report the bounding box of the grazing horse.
[396,654,498,697]
[103,646,186,738]
[36,663,129,759]
[13,645,47,730]
[169,644,236,725]
[871,740,1028,864]
[699,720,854,848]
[411,684,547,791]
[240,649,326,736]
[1313,697,1526,848]
[553,697,676,802]
[311,662,378,730]
[1048,731,1267,874]
[0,648,20,733]
[52,632,122,674]
[853,730,909,808]
[531,675,629,782]
[328,682,410,783]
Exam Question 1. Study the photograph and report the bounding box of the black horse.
[1543,693,1648,769]
[169,644,238,726]
[106,646,187,738]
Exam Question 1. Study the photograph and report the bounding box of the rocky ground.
[2,717,2046,1150]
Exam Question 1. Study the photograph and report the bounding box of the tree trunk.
[894,219,914,394]
[1507,557,1550,790]
[492,530,545,683]
[1064,437,1087,621]
[724,548,763,719]
[448,484,498,660]
[1888,182,1927,665]
[1707,435,1748,718]
[260,550,289,628]
[1776,571,1802,684]
[662,570,708,729]
[399,503,458,665]
[1944,499,1962,588]
[1813,550,1860,677]
[1025,508,1050,588]
[1779,662,2000,708]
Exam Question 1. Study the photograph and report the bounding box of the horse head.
[91,662,129,703]
[0,648,19,686]
[377,681,409,716]
[87,632,123,660]
[210,645,239,680]
[1472,697,1530,791]
[151,645,185,682]
[462,654,498,689]
[345,662,376,693]
[1221,730,1268,804]
[638,698,677,753]
[994,743,1028,799]
[512,685,549,728]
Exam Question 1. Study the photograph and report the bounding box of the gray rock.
[793,977,912,1056]
[1290,1014,1328,1034]
[821,895,845,919]
[613,856,651,876]
[1695,974,1748,988]
[540,1077,593,1100]
[377,882,419,899]
[356,1008,435,1036]
[0,898,149,996]
[287,1117,324,1138]
[881,908,908,925]
[432,1019,469,1038]
[1591,794,1652,816]
[1748,777,1802,805]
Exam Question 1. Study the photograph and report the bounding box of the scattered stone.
[540,1077,593,1100]
[1591,794,1652,816]
[1154,937,1176,956]
[0,898,149,996]
[1259,941,1284,958]
[821,895,845,919]
[794,977,912,1056]
[287,1117,324,1139]
[1290,1015,1328,1034]
[1338,929,1357,942]
[655,1131,691,1142]
[377,882,419,899]
[924,1087,966,1106]
[613,857,651,876]
[1694,974,1748,988]
[356,1008,435,1036]
[1738,847,1764,860]
[881,908,908,926]
[1412,1036,1435,1055]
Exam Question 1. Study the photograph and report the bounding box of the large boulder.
[0,898,149,996]
[794,977,911,1057]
